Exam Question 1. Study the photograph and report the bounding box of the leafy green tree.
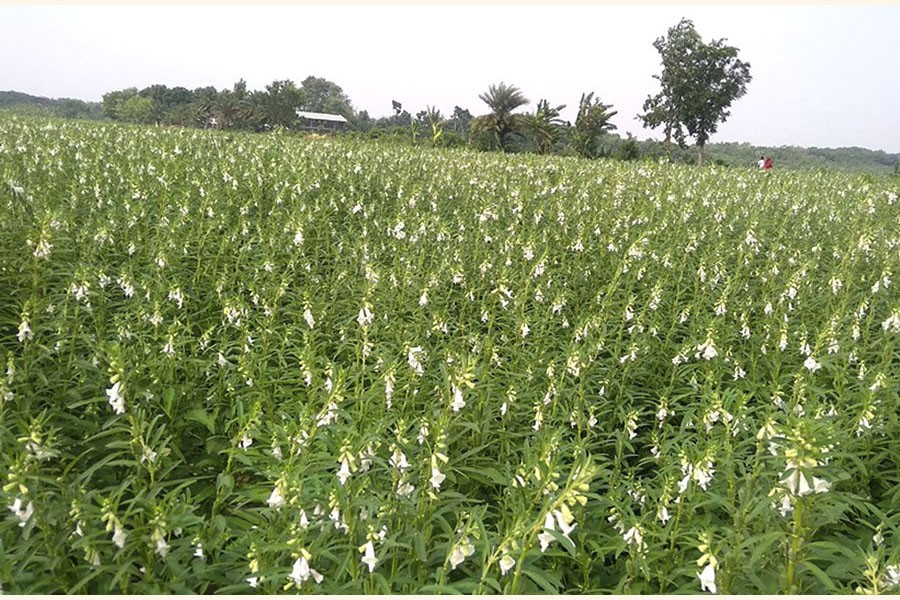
[118,95,156,124]
[617,133,642,161]
[523,99,567,155]
[446,106,473,141]
[571,92,618,159]
[639,18,752,165]
[138,85,192,125]
[298,76,354,118]
[102,88,139,120]
[471,82,529,152]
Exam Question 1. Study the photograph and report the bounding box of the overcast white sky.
[3,4,900,152]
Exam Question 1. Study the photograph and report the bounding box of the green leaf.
[185,407,216,434]
[800,560,839,593]
[216,472,234,495]
[521,566,562,593]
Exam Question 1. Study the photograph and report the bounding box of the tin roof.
[295,110,349,123]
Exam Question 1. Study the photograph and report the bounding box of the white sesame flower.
[247,576,258,588]
[803,356,821,372]
[106,381,125,415]
[698,563,717,593]
[499,553,516,575]
[112,524,127,548]
[290,556,323,585]
[430,465,446,490]
[811,476,831,494]
[8,497,35,527]
[33,237,52,259]
[407,346,425,375]
[155,537,170,559]
[450,385,466,412]
[658,505,670,525]
[882,313,900,333]
[303,307,315,329]
[622,526,645,552]
[774,492,793,517]
[538,512,556,552]
[449,537,475,570]
[396,479,415,497]
[337,458,352,486]
[384,373,395,408]
[359,540,378,573]
[554,507,577,539]
[167,287,183,309]
[267,486,286,509]
[141,445,158,464]
[390,448,410,471]
[17,320,33,343]
[357,303,374,327]
[883,564,900,589]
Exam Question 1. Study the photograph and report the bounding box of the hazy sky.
[3,4,900,152]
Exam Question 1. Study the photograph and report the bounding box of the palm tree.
[472,83,529,152]
[523,99,567,155]
[189,87,218,129]
[572,92,618,159]
[249,80,302,131]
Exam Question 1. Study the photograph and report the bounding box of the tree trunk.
[696,143,705,166]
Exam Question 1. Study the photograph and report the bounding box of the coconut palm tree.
[471,83,529,152]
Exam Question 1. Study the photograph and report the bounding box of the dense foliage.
[639,18,752,166]
[1,115,899,593]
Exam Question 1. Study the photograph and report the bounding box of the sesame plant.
[1,114,899,594]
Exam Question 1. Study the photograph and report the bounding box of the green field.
[1,115,899,593]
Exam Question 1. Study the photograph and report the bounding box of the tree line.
[88,19,750,164]
[11,19,897,174]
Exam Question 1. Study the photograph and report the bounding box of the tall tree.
[189,86,220,129]
[472,82,529,152]
[639,18,752,165]
[213,80,253,130]
[446,106,473,140]
[297,76,354,118]
[572,92,618,159]
[523,99,567,155]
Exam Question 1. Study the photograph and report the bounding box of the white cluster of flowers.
[678,457,716,495]
[770,460,831,517]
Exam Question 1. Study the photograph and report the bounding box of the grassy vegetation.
[1,115,899,593]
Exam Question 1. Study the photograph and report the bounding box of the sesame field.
[1,115,899,594]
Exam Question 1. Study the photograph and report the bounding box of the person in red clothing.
[763,156,773,170]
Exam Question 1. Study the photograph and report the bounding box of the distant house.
[295,110,349,132]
